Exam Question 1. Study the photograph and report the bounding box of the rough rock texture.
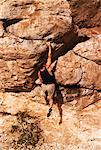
[78,27,101,38]
[73,35,101,63]
[55,36,101,109]
[69,0,101,38]
[0,0,73,91]
[0,0,101,149]
[0,34,45,91]
[55,36,101,90]
[70,0,101,28]
[0,92,101,150]
[0,21,4,37]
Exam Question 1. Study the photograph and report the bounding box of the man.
[37,42,56,117]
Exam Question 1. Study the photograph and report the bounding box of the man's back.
[40,66,55,84]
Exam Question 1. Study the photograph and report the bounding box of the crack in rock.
[73,51,101,65]
[1,18,23,31]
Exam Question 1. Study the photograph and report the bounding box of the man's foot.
[59,119,62,125]
[47,108,52,117]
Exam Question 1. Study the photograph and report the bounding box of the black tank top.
[40,67,55,84]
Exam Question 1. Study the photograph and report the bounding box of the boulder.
[55,51,82,85]
[55,36,101,90]
[74,35,101,64]
[70,0,101,28]
[0,0,70,20]
[69,0,101,38]
[0,0,73,91]
[78,27,101,38]
[0,35,45,91]
[0,0,71,41]
[0,91,101,150]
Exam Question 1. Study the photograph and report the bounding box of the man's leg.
[57,103,62,124]
[45,91,49,105]
[47,95,53,117]
[46,84,55,117]
[41,84,48,105]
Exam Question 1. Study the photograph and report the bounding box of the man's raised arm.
[46,42,52,69]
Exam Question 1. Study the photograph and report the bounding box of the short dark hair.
[39,63,45,69]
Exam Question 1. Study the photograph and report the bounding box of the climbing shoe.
[47,108,52,117]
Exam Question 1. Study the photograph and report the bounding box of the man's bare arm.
[46,42,52,69]
[38,71,42,83]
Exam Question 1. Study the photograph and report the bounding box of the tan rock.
[73,35,101,64]
[0,0,70,19]
[70,0,101,28]
[0,0,73,91]
[0,91,101,150]
[0,34,45,91]
[55,36,101,90]
[5,0,71,40]
[0,0,101,149]
[7,14,71,40]
[55,51,82,85]
[75,91,101,110]
[78,27,101,38]
[0,0,36,19]
[0,92,28,114]
[79,59,101,90]
[0,21,4,37]
[70,0,101,40]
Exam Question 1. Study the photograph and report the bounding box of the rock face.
[0,0,72,91]
[0,1,101,150]
[55,35,101,109]
[69,0,101,38]
[70,0,101,28]
[55,36,101,90]
[0,92,101,150]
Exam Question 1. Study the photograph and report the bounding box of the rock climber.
[35,42,63,124]
[36,42,56,117]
